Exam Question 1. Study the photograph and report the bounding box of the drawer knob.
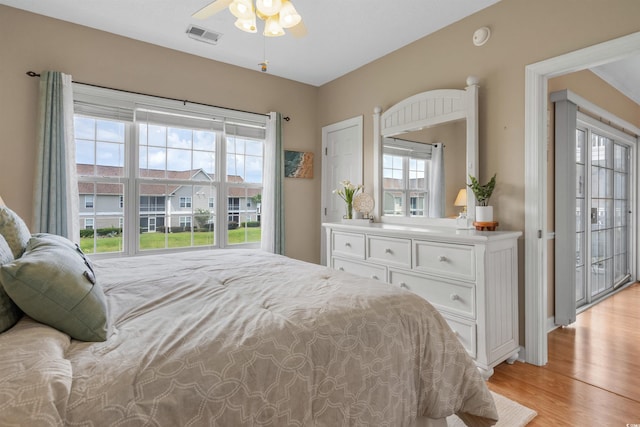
[450,293,460,301]
[385,248,393,254]
[438,255,448,262]
[338,267,345,271]
[399,282,408,289]
[345,242,351,247]
[371,275,379,280]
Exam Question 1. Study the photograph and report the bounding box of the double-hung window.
[382,138,431,216]
[74,85,268,255]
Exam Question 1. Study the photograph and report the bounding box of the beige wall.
[316,0,640,340]
[0,5,320,263]
[546,70,640,317]
[549,70,640,126]
[318,0,640,233]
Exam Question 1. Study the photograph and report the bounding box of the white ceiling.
[1,0,501,86]
[2,0,639,100]
[591,55,640,106]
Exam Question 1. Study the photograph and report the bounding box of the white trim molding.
[524,31,640,366]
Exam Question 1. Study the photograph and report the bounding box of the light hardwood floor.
[487,282,640,427]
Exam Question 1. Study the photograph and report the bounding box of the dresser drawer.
[332,257,386,281]
[389,269,475,318]
[444,316,477,358]
[367,235,411,268]
[414,241,475,281]
[332,232,365,259]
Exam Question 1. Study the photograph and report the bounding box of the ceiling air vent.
[186,24,222,45]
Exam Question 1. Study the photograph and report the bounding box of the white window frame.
[382,139,430,217]
[73,84,268,257]
[85,195,94,209]
[84,218,94,229]
[179,196,192,208]
[179,216,192,228]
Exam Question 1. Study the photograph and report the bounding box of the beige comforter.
[0,249,497,426]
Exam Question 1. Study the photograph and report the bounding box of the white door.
[321,116,363,265]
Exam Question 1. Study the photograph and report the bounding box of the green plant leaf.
[467,174,496,206]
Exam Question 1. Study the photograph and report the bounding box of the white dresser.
[323,222,522,379]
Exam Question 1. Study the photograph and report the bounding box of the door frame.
[524,31,640,366]
[320,116,363,265]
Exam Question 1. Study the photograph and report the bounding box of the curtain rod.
[387,137,441,147]
[25,71,290,122]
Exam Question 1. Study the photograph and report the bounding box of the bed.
[0,209,497,426]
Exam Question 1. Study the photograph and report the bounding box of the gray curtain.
[261,112,285,255]
[33,71,79,241]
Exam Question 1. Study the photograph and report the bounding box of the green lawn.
[81,228,261,254]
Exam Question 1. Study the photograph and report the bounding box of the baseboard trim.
[547,316,559,333]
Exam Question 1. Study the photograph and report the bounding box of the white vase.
[475,206,494,222]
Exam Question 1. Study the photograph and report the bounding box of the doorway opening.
[524,31,640,366]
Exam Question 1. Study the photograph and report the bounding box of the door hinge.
[325,147,327,155]
[538,230,542,239]
[324,207,327,215]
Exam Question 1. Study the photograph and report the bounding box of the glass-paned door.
[575,120,632,309]
[553,93,636,327]
[575,128,586,305]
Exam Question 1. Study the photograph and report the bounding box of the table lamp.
[454,188,467,217]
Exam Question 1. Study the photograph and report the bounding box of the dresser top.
[323,221,522,244]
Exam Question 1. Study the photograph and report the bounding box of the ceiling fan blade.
[192,0,233,19]
[289,20,307,38]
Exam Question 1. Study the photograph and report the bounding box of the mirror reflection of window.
[382,138,434,217]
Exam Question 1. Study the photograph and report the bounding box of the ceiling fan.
[193,0,307,38]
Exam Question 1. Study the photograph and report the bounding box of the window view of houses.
[74,110,265,254]
[382,140,429,216]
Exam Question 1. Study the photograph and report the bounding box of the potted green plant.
[468,174,496,222]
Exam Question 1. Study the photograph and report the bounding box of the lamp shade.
[256,0,282,17]
[235,15,257,33]
[229,0,254,19]
[279,0,301,28]
[263,15,285,36]
[454,188,467,207]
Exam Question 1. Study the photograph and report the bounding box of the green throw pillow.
[0,235,22,333]
[0,234,108,342]
[0,206,31,259]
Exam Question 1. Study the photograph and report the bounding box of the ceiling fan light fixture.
[235,16,257,33]
[263,15,285,37]
[256,0,282,17]
[229,0,254,19]
[279,1,301,28]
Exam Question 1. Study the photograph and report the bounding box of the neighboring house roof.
[382,177,426,189]
[77,164,259,197]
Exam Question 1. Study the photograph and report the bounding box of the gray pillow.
[0,234,108,342]
[0,206,31,259]
[0,235,22,333]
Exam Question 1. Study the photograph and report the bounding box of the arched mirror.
[372,76,479,226]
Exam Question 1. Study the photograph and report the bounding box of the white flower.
[334,179,364,204]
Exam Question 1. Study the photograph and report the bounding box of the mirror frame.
[372,76,479,226]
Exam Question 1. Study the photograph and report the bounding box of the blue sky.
[75,117,263,183]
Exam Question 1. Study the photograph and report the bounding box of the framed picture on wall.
[284,150,314,179]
